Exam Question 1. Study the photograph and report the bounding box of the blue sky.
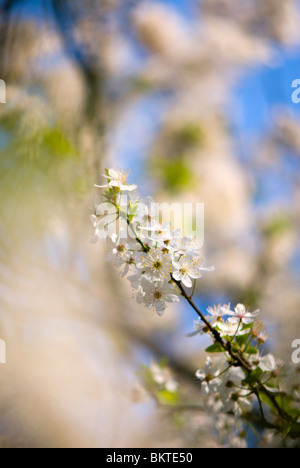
[233,47,300,135]
[161,0,198,18]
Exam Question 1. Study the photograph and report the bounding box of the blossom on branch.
[172,255,215,288]
[95,168,137,191]
[224,303,260,325]
[92,168,300,446]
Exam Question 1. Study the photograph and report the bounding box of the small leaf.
[205,343,225,354]
[282,424,292,438]
[157,389,179,406]
[236,333,250,347]
[245,346,259,356]
[244,367,263,385]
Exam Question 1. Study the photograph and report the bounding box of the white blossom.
[91,161,296,445]
[139,223,180,250]
[195,357,221,396]
[95,168,137,192]
[172,255,215,288]
[218,367,252,416]
[259,354,278,373]
[137,279,180,315]
[171,236,202,259]
[206,304,230,327]
[230,435,247,449]
[251,320,268,344]
[224,303,260,325]
[222,388,252,416]
[134,196,159,226]
[186,318,211,337]
[136,249,173,283]
[105,234,141,277]
[217,321,249,337]
[150,361,178,392]
[219,367,244,398]
[92,168,217,314]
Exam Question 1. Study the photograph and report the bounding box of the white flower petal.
[182,275,193,288]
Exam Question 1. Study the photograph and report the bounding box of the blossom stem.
[215,365,230,379]
[243,334,253,354]
[255,389,267,424]
[259,386,291,421]
[128,222,149,252]
[117,205,150,253]
[231,319,242,343]
[189,279,197,299]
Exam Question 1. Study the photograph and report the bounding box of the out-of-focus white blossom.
[171,236,202,259]
[150,361,178,392]
[186,318,210,337]
[95,168,137,191]
[217,321,249,338]
[251,320,268,344]
[195,357,221,396]
[259,354,278,373]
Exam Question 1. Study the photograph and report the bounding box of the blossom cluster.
[92,169,300,447]
[190,302,290,446]
[91,168,214,315]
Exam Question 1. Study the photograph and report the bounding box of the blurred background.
[0,0,299,448]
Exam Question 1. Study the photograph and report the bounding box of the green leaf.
[258,390,287,415]
[290,422,300,439]
[244,367,263,385]
[262,216,292,239]
[153,157,196,194]
[129,203,139,217]
[245,346,259,356]
[42,128,78,160]
[174,124,206,148]
[157,389,179,406]
[205,343,225,354]
[236,333,250,347]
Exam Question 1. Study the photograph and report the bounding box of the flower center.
[231,393,240,402]
[237,312,245,319]
[154,290,162,300]
[117,244,126,252]
[153,261,162,270]
[117,171,128,185]
[226,380,234,389]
